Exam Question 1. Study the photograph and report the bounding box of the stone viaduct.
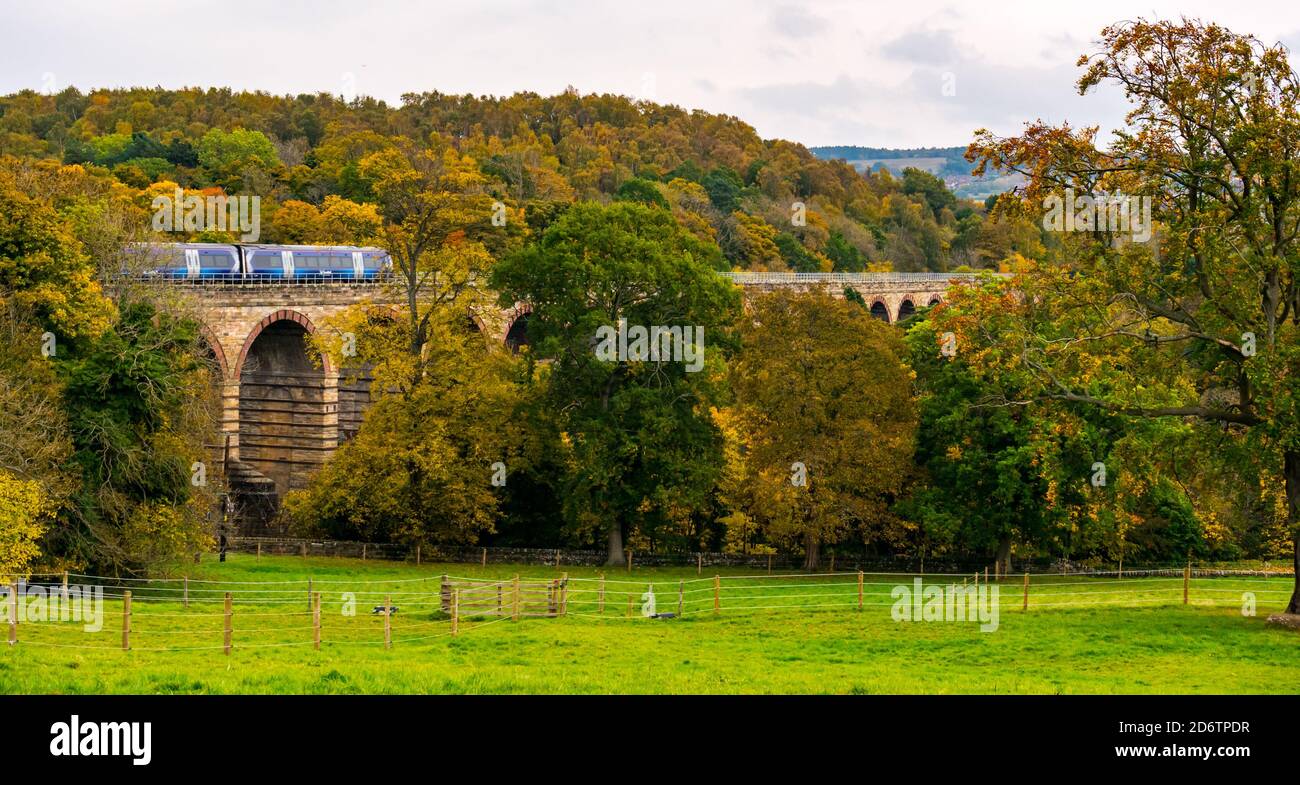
[180,272,973,529]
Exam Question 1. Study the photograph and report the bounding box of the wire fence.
[1,567,1292,654]
[226,535,1287,576]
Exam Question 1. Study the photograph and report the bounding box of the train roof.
[237,244,389,253]
[130,241,388,252]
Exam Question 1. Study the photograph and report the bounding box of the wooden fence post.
[713,575,720,614]
[984,566,988,585]
[121,590,131,651]
[183,576,189,609]
[451,589,459,636]
[308,578,313,610]
[598,575,605,614]
[627,593,633,617]
[482,547,487,568]
[7,580,16,645]
[313,592,321,651]
[62,571,69,601]
[1022,572,1029,612]
[767,553,772,575]
[561,573,568,616]
[362,543,367,560]
[416,545,421,566]
[512,575,520,621]
[1117,553,1122,580]
[678,580,684,616]
[256,541,261,561]
[384,594,392,649]
[440,575,450,613]
[830,554,835,573]
[627,550,633,572]
[858,571,864,611]
[697,553,702,576]
[223,592,232,655]
[497,582,503,616]
[1184,561,1190,605]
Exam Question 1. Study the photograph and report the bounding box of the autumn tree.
[289,136,525,546]
[283,315,522,547]
[966,19,1300,612]
[353,134,521,393]
[0,298,71,574]
[730,290,916,570]
[0,161,116,340]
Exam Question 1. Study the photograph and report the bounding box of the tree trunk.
[803,534,820,572]
[605,522,626,567]
[996,536,1012,577]
[1285,451,1300,615]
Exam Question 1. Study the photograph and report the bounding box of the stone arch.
[897,297,916,321]
[197,322,229,380]
[869,299,891,323]
[467,309,488,335]
[235,309,332,380]
[928,294,943,307]
[505,308,533,353]
[234,309,337,512]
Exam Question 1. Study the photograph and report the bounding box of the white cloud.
[0,0,1296,148]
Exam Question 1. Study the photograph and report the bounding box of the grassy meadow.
[1,554,1297,694]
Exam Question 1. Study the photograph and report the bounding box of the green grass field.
[1,554,1297,694]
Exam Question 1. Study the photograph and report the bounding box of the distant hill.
[809,145,1023,201]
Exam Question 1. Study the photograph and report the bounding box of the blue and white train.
[128,243,393,281]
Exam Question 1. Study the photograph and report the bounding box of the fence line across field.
[4,567,1292,654]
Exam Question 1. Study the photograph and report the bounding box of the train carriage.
[241,245,392,280]
[127,243,242,280]
[128,243,392,281]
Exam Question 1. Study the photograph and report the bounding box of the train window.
[252,251,282,269]
[199,251,236,271]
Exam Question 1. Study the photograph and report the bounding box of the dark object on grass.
[651,613,676,619]
[1266,613,1300,631]
[372,605,398,615]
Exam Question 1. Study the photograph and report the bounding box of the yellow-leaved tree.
[730,289,918,569]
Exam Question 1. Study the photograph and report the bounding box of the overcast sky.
[1,1,1297,148]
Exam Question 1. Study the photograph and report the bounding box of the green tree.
[54,300,217,572]
[902,166,957,217]
[490,202,740,565]
[825,229,866,272]
[614,177,669,209]
[197,127,281,186]
[898,318,1055,571]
